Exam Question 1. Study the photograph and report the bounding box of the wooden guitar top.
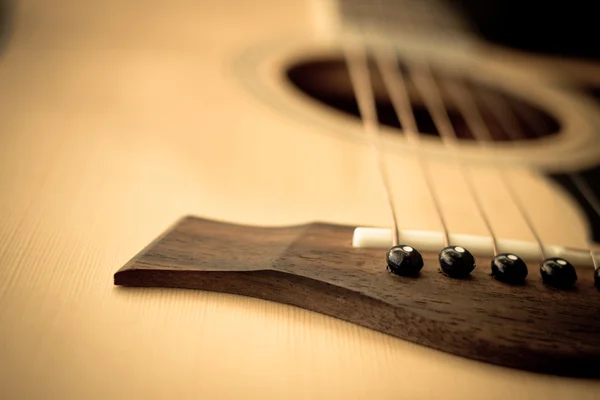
[4,0,600,398]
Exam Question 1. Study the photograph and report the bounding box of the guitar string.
[344,2,452,249]
[342,6,598,276]
[384,0,549,262]
[569,175,600,271]
[344,26,588,265]
[343,4,473,251]
[478,89,600,264]
[483,92,599,269]
[345,41,507,254]
[373,50,451,247]
[437,77,548,260]
[373,2,497,255]
[504,94,600,270]
[343,44,400,246]
[397,58,501,255]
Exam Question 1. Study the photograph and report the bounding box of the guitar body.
[2,0,600,398]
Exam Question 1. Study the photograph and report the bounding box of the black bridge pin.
[386,245,424,277]
[491,253,528,284]
[439,246,475,278]
[540,257,577,288]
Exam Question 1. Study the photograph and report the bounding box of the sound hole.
[286,58,560,142]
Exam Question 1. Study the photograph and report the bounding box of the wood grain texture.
[116,216,600,377]
[3,0,600,398]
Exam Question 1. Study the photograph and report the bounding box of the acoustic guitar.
[2,0,600,398]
